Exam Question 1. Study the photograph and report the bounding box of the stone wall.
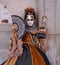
[0,0,60,65]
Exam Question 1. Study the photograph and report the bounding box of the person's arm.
[39,29,49,52]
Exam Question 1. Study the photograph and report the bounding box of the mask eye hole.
[31,19,34,21]
[27,19,30,21]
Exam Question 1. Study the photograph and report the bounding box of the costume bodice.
[22,33,32,44]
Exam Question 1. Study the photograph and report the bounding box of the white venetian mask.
[26,15,34,26]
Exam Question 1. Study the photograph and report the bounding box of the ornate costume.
[1,8,50,65]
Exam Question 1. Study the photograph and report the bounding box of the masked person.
[2,8,50,65]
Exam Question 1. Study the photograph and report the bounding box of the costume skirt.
[1,43,50,65]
